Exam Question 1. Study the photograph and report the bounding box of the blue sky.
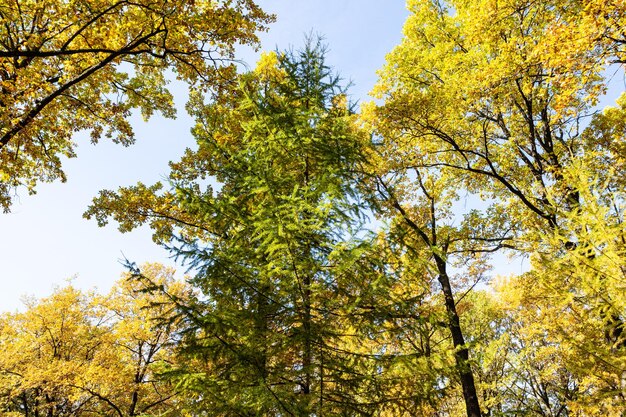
[0,1,409,312]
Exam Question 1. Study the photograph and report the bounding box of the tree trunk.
[303,272,312,398]
[435,256,482,417]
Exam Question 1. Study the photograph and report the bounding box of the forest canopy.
[1,1,626,416]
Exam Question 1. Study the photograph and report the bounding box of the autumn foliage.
[2,0,626,416]
[0,0,272,211]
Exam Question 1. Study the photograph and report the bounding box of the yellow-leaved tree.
[0,0,272,211]
[0,264,190,417]
[368,0,626,415]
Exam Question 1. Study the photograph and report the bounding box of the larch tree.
[85,40,390,416]
[0,0,272,212]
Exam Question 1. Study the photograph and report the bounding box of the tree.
[0,286,104,417]
[86,39,390,416]
[370,0,626,414]
[0,0,272,211]
[0,264,189,417]
[360,153,504,417]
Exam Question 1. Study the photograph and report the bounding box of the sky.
[0,1,410,312]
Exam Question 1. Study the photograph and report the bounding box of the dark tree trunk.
[435,256,482,417]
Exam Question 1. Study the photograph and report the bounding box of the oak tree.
[0,0,272,211]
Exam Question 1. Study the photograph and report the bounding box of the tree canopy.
[0,264,189,417]
[368,0,626,414]
[0,0,272,211]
